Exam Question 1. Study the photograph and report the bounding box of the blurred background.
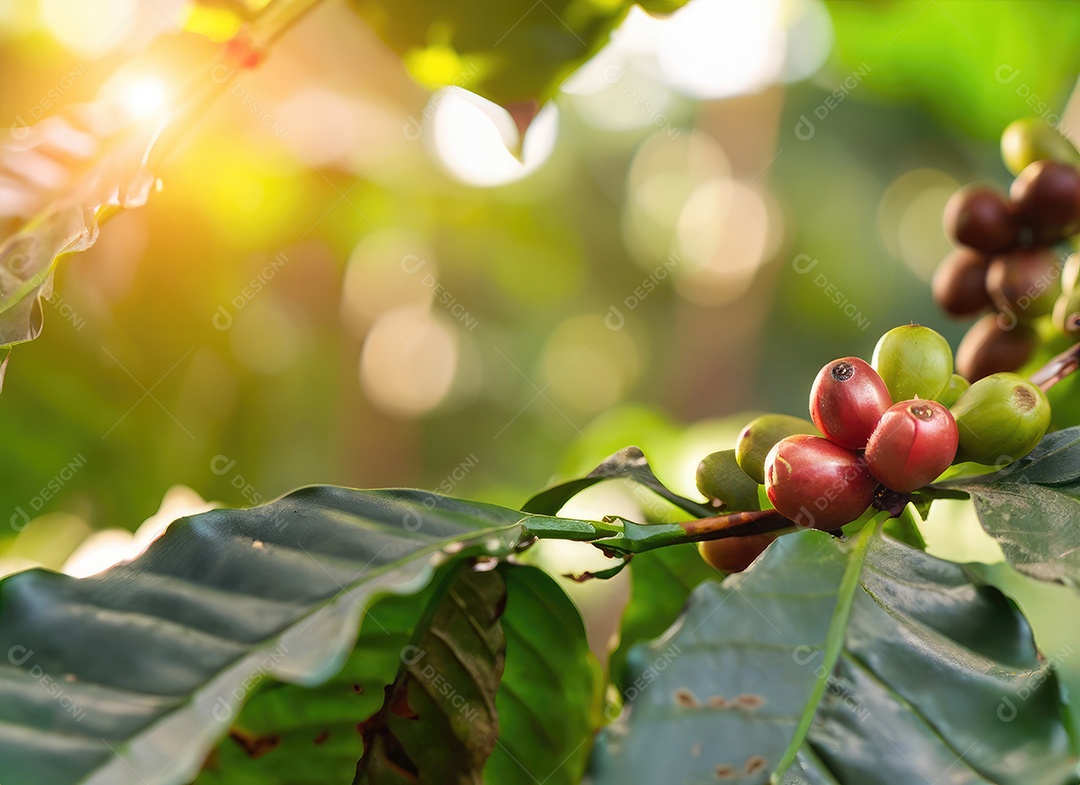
[0,0,1079,602]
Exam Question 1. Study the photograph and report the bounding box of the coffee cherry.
[865,400,958,492]
[936,374,970,408]
[1001,118,1080,176]
[735,414,819,485]
[951,372,1050,465]
[1062,252,1080,296]
[943,186,1018,254]
[955,314,1037,381]
[696,450,761,512]
[872,325,953,402]
[932,248,993,318]
[698,532,781,574]
[809,357,891,449]
[986,248,1061,322]
[1009,160,1080,244]
[1053,287,1080,338]
[763,434,878,530]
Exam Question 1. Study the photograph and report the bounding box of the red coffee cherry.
[1009,160,1080,244]
[943,185,1018,254]
[809,357,892,449]
[865,400,958,493]
[764,435,878,531]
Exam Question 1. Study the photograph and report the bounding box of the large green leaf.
[607,544,714,694]
[0,481,710,785]
[349,0,688,106]
[194,562,598,785]
[591,528,1078,785]
[194,583,435,784]
[483,565,598,785]
[941,426,1080,586]
[355,561,507,784]
[0,486,616,785]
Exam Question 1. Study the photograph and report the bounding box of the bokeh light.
[674,178,782,305]
[623,129,731,264]
[360,305,459,417]
[540,315,641,416]
[119,76,170,120]
[878,168,958,281]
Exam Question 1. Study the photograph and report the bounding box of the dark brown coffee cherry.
[698,531,781,573]
[955,313,1037,381]
[865,400,958,492]
[932,247,993,318]
[985,247,1061,322]
[1009,160,1080,244]
[763,434,878,530]
[943,186,1018,254]
[809,357,892,449]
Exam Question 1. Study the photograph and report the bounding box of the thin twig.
[1030,340,1080,391]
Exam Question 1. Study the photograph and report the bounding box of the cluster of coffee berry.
[935,118,1080,381]
[695,324,1051,573]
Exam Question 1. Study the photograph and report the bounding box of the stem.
[1030,340,1080,392]
[521,508,793,555]
[245,0,325,50]
[676,509,793,542]
[148,0,326,170]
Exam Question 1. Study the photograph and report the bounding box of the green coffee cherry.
[1062,253,1080,297]
[696,449,761,511]
[951,372,1051,465]
[1001,118,1080,176]
[735,414,819,485]
[936,374,971,408]
[1053,286,1080,338]
[872,325,953,402]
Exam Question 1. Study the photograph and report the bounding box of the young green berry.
[735,414,819,485]
[951,372,1051,465]
[1009,160,1080,244]
[1052,286,1080,338]
[1062,252,1080,297]
[698,531,780,574]
[1001,118,1080,175]
[936,374,970,408]
[809,357,892,449]
[871,324,954,402]
[696,449,761,511]
[865,400,958,492]
[932,247,993,319]
[955,314,1037,382]
[986,248,1061,322]
[943,186,1018,254]
[763,434,878,531]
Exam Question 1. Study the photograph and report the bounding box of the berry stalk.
[1029,340,1080,391]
